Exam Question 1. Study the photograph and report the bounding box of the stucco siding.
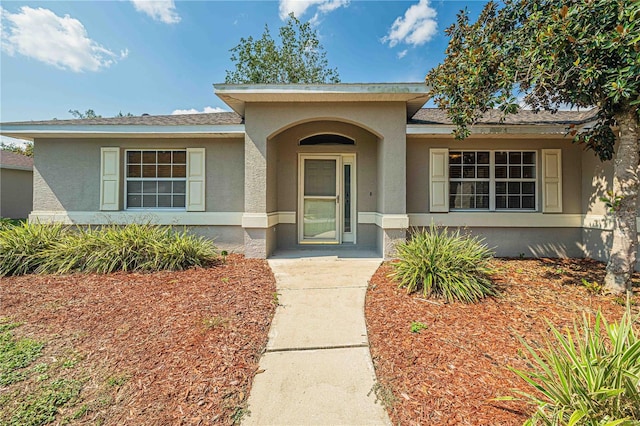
[33,137,244,213]
[0,167,33,218]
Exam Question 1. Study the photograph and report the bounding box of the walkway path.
[243,255,391,426]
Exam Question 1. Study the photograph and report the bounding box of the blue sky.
[0,0,489,124]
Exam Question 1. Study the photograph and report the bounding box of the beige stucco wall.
[33,137,244,213]
[0,167,33,219]
[406,135,583,214]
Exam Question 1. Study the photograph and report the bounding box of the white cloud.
[397,49,408,59]
[382,0,437,48]
[130,0,180,24]
[171,106,227,115]
[278,0,348,21]
[0,6,127,72]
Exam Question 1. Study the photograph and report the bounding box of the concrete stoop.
[242,258,390,426]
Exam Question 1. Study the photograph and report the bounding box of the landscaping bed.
[1,254,276,425]
[366,257,640,425]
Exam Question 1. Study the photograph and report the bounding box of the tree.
[1,140,33,157]
[68,109,101,119]
[426,0,639,294]
[225,13,340,84]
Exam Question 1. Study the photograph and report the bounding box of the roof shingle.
[1,112,243,126]
[409,108,599,125]
[0,151,33,169]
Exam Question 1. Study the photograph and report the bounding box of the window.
[449,150,536,211]
[125,150,186,209]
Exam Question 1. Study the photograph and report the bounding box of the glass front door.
[301,157,340,243]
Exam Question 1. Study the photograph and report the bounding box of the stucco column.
[377,108,409,258]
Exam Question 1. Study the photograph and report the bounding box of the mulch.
[1,254,276,425]
[365,257,640,426]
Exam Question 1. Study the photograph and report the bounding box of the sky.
[0,0,490,125]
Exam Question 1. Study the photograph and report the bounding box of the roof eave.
[0,124,246,139]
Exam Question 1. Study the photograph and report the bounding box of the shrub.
[0,223,218,276]
[391,225,495,303]
[508,306,640,425]
[0,222,65,276]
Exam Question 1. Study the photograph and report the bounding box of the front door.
[298,154,357,244]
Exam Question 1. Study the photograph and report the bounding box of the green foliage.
[0,141,33,157]
[7,378,82,426]
[410,321,428,333]
[0,222,65,276]
[225,13,340,84]
[581,278,603,294]
[426,0,639,161]
[391,225,496,303]
[0,223,218,276]
[68,109,101,119]
[0,322,44,386]
[503,306,640,425]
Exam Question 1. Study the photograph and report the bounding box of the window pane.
[173,181,186,194]
[509,152,522,164]
[450,182,461,196]
[303,199,336,239]
[127,164,141,178]
[495,152,507,164]
[173,151,186,163]
[476,196,489,209]
[463,166,475,178]
[142,195,157,207]
[127,151,141,164]
[496,182,506,194]
[522,196,535,209]
[463,152,475,164]
[508,196,520,209]
[127,181,142,194]
[509,166,521,178]
[496,196,507,209]
[508,182,520,194]
[143,181,157,194]
[523,166,536,178]
[449,152,462,164]
[476,181,489,194]
[143,151,156,163]
[477,166,490,178]
[143,164,156,178]
[304,159,336,196]
[477,152,490,164]
[522,152,535,164]
[158,195,172,208]
[449,166,462,179]
[461,182,475,195]
[495,166,507,178]
[522,182,535,195]
[461,196,474,208]
[157,164,172,177]
[158,181,172,193]
[173,195,185,208]
[173,165,186,178]
[127,195,141,208]
[157,151,171,163]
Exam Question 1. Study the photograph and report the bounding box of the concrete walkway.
[243,256,391,426]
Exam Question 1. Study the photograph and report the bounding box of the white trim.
[29,211,243,226]
[410,213,583,228]
[242,213,269,228]
[407,124,580,136]
[357,212,409,229]
[277,211,296,224]
[0,125,245,140]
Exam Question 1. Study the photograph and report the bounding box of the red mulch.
[365,257,640,426]
[1,254,276,425]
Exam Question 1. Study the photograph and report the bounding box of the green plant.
[8,378,82,426]
[502,305,640,425]
[600,190,625,213]
[391,225,496,303]
[581,278,603,294]
[0,326,45,386]
[0,222,65,276]
[410,321,428,333]
[106,374,129,388]
[202,316,229,330]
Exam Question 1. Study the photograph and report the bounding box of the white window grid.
[449,150,537,211]
[125,149,187,210]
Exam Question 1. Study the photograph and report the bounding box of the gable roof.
[410,108,599,125]
[0,151,33,170]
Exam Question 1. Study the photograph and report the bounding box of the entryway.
[298,153,356,245]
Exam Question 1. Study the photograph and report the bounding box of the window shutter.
[542,149,562,213]
[429,148,449,212]
[186,148,206,211]
[100,147,120,211]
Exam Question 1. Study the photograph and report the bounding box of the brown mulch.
[1,254,276,425]
[365,257,640,426]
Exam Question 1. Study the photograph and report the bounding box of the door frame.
[297,153,357,245]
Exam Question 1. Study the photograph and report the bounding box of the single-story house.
[0,150,34,219]
[0,83,625,261]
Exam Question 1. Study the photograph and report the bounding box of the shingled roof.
[410,108,599,125]
[0,151,33,170]
[1,112,243,126]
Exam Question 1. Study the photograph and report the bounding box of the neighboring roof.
[213,83,431,118]
[0,151,33,171]
[410,108,599,125]
[1,112,243,127]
